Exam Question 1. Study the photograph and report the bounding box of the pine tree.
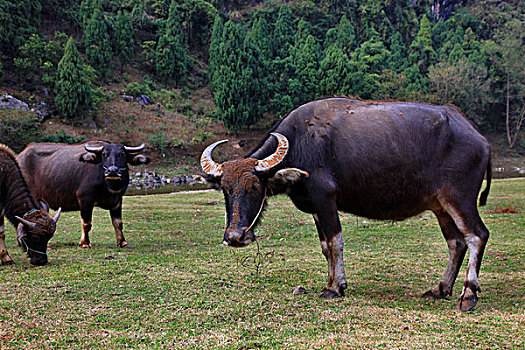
[156,0,187,85]
[55,37,93,121]
[249,18,272,61]
[318,46,352,97]
[388,32,408,72]
[208,15,224,90]
[0,0,41,54]
[336,15,356,54]
[409,14,437,75]
[211,21,269,131]
[114,10,134,71]
[273,4,295,59]
[84,6,112,79]
[292,34,320,102]
[407,14,436,92]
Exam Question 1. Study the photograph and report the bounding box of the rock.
[122,95,134,102]
[136,94,152,106]
[293,286,307,295]
[0,93,29,111]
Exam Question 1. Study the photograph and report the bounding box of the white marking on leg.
[443,204,482,292]
[329,232,346,288]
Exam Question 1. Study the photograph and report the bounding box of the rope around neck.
[20,237,47,256]
[244,190,268,234]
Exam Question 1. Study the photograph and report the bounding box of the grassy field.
[1,179,523,349]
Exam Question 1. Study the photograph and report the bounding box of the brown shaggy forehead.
[24,210,56,236]
[221,159,262,194]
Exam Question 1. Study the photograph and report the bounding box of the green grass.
[1,179,524,349]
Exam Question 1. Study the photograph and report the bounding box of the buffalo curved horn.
[254,133,289,173]
[124,143,145,153]
[15,216,37,228]
[85,142,104,153]
[53,207,62,223]
[200,139,228,177]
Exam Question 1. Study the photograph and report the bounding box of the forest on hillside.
[0,0,524,152]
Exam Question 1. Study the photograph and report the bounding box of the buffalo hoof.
[1,259,15,265]
[457,293,478,312]
[422,287,443,300]
[119,242,133,249]
[320,287,344,299]
[79,243,92,249]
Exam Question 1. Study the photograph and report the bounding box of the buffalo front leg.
[423,209,468,299]
[0,217,14,265]
[79,206,94,249]
[313,211,347,299]
[110,204,131,248]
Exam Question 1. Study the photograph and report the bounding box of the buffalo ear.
[128,154,150,166]
[80,152,100,164]
[267,168,309,192]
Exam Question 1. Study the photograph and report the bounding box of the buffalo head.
[201,133,308,247]
[15,203,61,266]
[80,142,150,192]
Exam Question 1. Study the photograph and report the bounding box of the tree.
[388,32,408,72]
[84,6,112,79]
[335,15,356,54]
[272,4,295,59]
[208,15,224,89]
[156,0,188,85]
[429,59,492,128]
[489,19,525,147]
[211,21,269,131]
[55,37,93,121]
[0,0,41,54]
[292,34,321,103]
[318,46,352,97]
[407,14,436,92]
[113,10,134,72]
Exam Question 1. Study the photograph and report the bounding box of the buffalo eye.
[102,152,109,158]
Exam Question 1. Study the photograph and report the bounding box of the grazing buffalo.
[17,141,149,249]
[0,144,61,266]
[201,98,492,311]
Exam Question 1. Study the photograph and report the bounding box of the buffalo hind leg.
[440,201,490,311]
[79,206,94,249]
[312,211,347,299]
[110,204,131,248]
[0,217,14,265]
[423,209,467,299]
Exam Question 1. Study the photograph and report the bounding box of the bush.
[37,130,85,144]
[0,110,40,152]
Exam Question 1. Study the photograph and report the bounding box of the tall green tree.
[113,10,134,71]
[55,37,93,121]
[292,34,320,103]
[211,21,269,131]
[208,15,224,90]
[335,15,356,54]
[406,14,436,92]
[156,0,188,85]
[318,45,352,97]
[84,6,112,79]
[0,0,41,54]
[272,4,295,59]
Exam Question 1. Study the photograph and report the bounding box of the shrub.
[37,130,85,144]
[0,110,40,152]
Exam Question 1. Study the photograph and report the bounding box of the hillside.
[0,0,523,177]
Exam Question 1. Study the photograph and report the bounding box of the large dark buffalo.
[17,141,149,249]
[201,98,492,311]
[0,144,61,266]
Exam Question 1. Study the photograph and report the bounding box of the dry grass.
[0,178,523,349]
